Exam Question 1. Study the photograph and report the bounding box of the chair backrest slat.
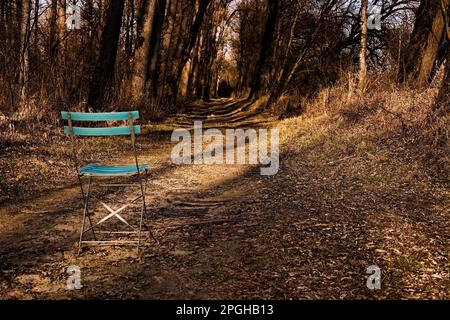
[61,111,143,176]
[64,125,141,136]
[61,111,139,121]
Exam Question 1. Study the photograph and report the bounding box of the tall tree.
[248,0,279,100]
[33,0,38,52]
[124,0,136,56]
[18,0,31,110]
[49,0,58,59]
[433,11,449,115]
[194,1,218,101]
[159,0,211,102]
[399,0,450,87]
[57,0,66,52]
[87,0,125,111]
[433,48,449,114]
[156,0,178,102]
[359,0,368,94]
[131,0,158,103]
[266,3,299,107]
[147,0,167,103]
[169,0,211,102]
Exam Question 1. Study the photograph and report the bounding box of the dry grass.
[270,75,449,298]
[279,73,449,184]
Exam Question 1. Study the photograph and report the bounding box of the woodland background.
[0,0,448,120]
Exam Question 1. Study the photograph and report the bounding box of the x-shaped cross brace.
[82,193,144,235]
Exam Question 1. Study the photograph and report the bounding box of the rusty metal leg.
[77,176,92,256]
[137,170,158,254]
[87,215,97,240]
[137,175,146,255]
[143,171,158,245]
[78,174,96,240]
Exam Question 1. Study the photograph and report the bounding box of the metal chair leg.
[77,176,92,256]
[88,215,97,240]
[136,175,146,254]
[78,175,96,239]
[75,172,156,256]
[137,170,158,254]
[143,172,158,244]
[137,203,144,254]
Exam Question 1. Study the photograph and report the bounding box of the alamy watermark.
[366,265,381,290]
[66,265,82,290]
[171,121,279,176]
[368,2,382,31]
[66,1,81,30]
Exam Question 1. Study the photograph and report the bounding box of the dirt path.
[0,99,276,299]
[0,99,448,299]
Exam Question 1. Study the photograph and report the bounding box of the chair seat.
[79,163,150,176]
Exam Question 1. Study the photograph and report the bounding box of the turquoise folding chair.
[61,111,156,255]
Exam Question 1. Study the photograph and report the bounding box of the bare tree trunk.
[49,0,58,58]
[147,0,167,103]
[399,0,450,87]
[169,0,210,103]
[131,0,157,103]
[33,0,38,52]
[359,0,368,94]
[187,33,201,96]
[18,0,31,111]
[433,17,449,115]
[124,0,135,57]
[87,0,125,111]
[52,0,66,104]
[248,0,279,100]
[267,8,323,107]
[15,0,22,52]
[208,1,226,100]
[0,3,5,47]
[57,0,66,52]
[180,59,191,97]
[193,31,204,97]
[434,50,449,114]
[157,0,178,101]
[196,2,217,102]
[416,0,449,87]
[211,8,227,99]
[266,9,298,107]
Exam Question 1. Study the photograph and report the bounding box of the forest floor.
[0,97,448,299]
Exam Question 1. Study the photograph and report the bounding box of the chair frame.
[63,111,156,255]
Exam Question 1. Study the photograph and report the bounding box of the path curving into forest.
[166,98,276,128]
